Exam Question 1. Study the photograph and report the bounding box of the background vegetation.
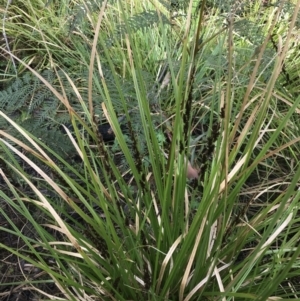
[1,0,300,300]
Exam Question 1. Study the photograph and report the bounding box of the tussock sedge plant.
[1,0,300,300]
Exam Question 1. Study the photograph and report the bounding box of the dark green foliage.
[234,19,266,45]
[0,71,101,168]
[0,66,162,168]
[116,11,170,35]
[158,0,190,12]
[0,70,85,158]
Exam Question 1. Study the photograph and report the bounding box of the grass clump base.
[1,0,300,300]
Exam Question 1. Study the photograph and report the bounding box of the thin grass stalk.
[87,0,108,118]
[228,1,285,146]
[0,126,134,299]
[223,165,300,298]
[119,2,167,238]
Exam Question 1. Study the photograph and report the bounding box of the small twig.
[2,0,17,75]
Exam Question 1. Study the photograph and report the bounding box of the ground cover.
[0,0,300,300]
